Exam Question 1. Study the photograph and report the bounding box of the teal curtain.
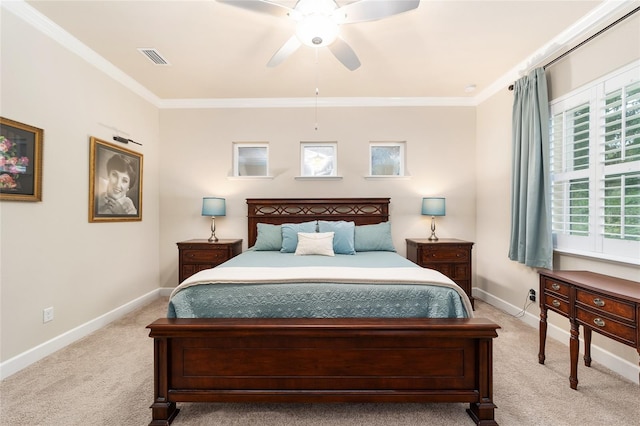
[509,68,553,269]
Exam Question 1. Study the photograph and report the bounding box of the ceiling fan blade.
[267,35,302,67]
[216,0,293,18]
[333,0,420,24]
[328,38,361,71]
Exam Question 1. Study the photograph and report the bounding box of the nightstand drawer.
[576,308,637,345]
[182,249,227,264]
[420,246,469,263]
[430,263,470,280]
[576,289,636,322]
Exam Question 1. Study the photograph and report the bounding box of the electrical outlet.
[528,289,536,302]
[43,307,54,323]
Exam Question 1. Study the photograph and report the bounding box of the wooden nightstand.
[406,238,474,308]
[177,239,242,283]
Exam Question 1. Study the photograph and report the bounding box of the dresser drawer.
[420,246,469,263]
[576,308,637,345]
[181,249,227,264]
[544,294,570,316]
[576,289,636,322]
[542,278,570,298]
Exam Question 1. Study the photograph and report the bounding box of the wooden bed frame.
[148,198,500,425]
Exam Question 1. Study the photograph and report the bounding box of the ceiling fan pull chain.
[315,48,319,130]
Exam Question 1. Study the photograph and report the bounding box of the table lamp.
[202,197,226,242]
[422,197,445,241]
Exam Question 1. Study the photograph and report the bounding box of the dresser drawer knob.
[552,300,561,308]
[593,318,606,327]
[593,298,605,307]
[551,283,560,291]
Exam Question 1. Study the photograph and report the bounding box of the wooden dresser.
[406,238,474,309]
[538,269,640,389]
[177,239,242,283]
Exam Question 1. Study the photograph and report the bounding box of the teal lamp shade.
[422,197,446,216]
[421,197,445,241]
[202,197,225,242]
[202,197,226,217]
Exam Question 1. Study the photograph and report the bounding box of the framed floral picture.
[0,117,43,202]
[89,136,143,222]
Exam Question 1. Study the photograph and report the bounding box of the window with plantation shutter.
[549,62,640,264]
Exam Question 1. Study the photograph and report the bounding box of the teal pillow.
[280,221,317,253]
[252,223,282,251]
[354,222,396,252]
[318,220,355,255]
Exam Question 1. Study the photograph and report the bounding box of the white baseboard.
[474,288,640,385]
[0,288,162,380]
[159,287,173,297]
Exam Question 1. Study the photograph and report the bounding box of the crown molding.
[156,96,477,109]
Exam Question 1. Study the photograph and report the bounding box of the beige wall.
[0,12,161,362]
[158,107,477,288]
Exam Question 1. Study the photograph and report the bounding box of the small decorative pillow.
[280,221,318,253]
[354,222,396,252]
[294,232,335,256]
[252,223,282,251]
[318,220,356,255]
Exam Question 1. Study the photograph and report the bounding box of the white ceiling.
[15,0,636,104]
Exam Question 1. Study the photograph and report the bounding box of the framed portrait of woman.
[89,136,143,222]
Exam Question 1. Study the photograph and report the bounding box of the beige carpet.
[1,298,638,426]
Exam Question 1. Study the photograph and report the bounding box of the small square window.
[300,142,338,177]
[233,142,269,177]
[370,142,405,176]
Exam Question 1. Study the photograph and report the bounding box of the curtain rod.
[508,5,640,91]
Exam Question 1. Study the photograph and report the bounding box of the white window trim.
[368,141,406,177]
[299,142,338,177]
[232,142,270,177]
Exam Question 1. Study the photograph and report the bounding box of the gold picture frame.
[89,136,143,222]
[0,117,43,202]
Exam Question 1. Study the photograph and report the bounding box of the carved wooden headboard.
[246,198,390,247]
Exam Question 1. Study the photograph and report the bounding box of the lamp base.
[428,216,439,241]
[208,217,218,242]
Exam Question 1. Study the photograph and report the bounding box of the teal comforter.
[168,250,471,319]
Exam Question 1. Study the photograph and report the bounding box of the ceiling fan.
[217,0,420,71]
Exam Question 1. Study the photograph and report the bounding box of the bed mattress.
[168,250,472,319]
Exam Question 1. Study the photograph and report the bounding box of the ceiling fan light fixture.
[296,15,339,47]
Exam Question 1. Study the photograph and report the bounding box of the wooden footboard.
[147,317,499,425]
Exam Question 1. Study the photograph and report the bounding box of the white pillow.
[294,232,335,256]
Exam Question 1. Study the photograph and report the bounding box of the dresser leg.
[570,321,579,390]
[637,349,640,385]
[538,306,547,364]
[583,326,592,367]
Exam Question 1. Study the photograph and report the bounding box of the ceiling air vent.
[137,48,170,65]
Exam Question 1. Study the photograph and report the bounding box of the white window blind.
[550,62,640,264]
